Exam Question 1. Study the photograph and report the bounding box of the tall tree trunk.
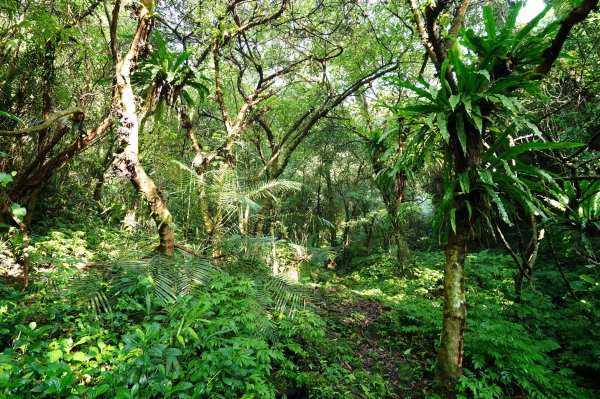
[112,2,174,255]
[436,207,469,396]
[391,220,409,271]
[380,183,410,271]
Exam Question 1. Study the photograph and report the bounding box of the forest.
[0,0,599,397]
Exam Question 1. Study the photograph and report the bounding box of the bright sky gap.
[517,0,546,23]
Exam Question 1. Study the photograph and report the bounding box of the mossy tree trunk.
[436,207,469,395]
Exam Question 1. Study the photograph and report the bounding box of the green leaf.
[483,6,496,40]
[46,350,63,363]
[0,110,24,125]
[425,113,435,130]
[71,351,88,362]
[397,104,442,115]
[0,172,13,188]
[387,77,434,101]
[512,163,561,193]
[514,3,553,45]
[500,142,584,161]
[495,94,516,111]
[501,1,522,37]
[440,60,450,94]
[478,168,495,186]
[462,96,472,117]
[187,81,209,102]
[89,384,110,399]
[465,200,473,219]
[10,202,26,221]
[459,172,470,194]
[450,208,457,233]
[471,111,483,133]
[580,274,595,284]
[437,112,449,141]
[180,89,195,107]
[455,113,467,155]
[449,95,460,111]
[173,382,193,392]
[476,69,490,81]
[486,187,512,226]
[172,50,191,71]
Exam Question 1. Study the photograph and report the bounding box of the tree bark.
[112,2,175,255]
[436,207,468,396]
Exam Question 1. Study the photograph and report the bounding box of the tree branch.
[534,0,599,75]
[0,108,83,137]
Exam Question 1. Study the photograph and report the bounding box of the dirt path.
[312,285,431,398]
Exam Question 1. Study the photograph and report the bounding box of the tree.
[397,0,599,394]
[0,1,112,227]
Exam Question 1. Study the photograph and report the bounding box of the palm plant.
[65,253,215,314]
[64,249,306,318]
[60,162,308,319]
[172,160,301,240]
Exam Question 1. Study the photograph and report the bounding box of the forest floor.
[310,273,439,398]
[314,284,431,398]
[2,223,598,398]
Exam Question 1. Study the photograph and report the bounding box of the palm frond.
[254,273,307,317]
[63,252,216,313]
[245,180,302,201]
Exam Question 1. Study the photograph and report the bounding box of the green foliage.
[0,268,300,398]
[549,179,600,258]
[1,1,598,398]
[389,4,583,238]
[132,31,209,109]
[330,251,600,397]
[457,251,598,399]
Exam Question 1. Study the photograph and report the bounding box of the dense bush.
[1,269,287,398]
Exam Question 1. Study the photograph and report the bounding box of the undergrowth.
[1,221,598,398]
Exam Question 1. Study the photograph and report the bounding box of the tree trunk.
[391,223,409,272]
[112,2,174,255]
[385,192,410,272]
[514,270,525,303]
[436,208,468,396]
